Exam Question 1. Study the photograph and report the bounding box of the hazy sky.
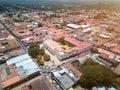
[0,0,120,2]
[0,0,119,1]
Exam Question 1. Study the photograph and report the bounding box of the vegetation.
[80,65,115,88]
[72,60,83,72]
[49,14,60,18]
[44,54,50,61]
[112,77,120,90]
[37,55,42,61]
[6,13,13,17]
[1,1,120,13]
[37,55,44,65]
[61,21,67,26]
[58,38,75,48]
[13,19,24,22]
[90,47,98,54]
[79,58,117,89]
[72,58,119,89]
[40,47,45,55]
[55,24,63,29]
[28,43,40,58]
[38,22,43,27]
[28,43,50,65]
[82,58,99,66]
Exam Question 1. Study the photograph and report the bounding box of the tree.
[38,59,44,65]
[72,60,83,72]
[37,55,42,61]
[37,55,44,65]
[113,77,120,90]
[79,60,116,89]
[38,22,43,27]
[40,47,45,55]
[28,43,40,58]
[83,58,99,66]
[55,24,62,29]
[90,47,98,54]
[44,54,50,61]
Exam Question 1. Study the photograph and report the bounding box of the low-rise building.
[0,54,40,89]
[0,65,20,88]
[30,76,56,90]
[44,37,92,60]
[97,48,119,67]
[0,30,20,53]
[51,65,81,90]
[7,54,40,77]
[112,45,120,54]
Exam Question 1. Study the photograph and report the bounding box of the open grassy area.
[58,38,75,48]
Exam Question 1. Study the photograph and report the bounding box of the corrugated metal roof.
[7,54,39,76]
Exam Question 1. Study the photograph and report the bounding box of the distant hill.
[0,0,120,11]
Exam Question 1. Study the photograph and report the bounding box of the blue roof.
[98,87,105,90]
[7,54,40,76]
[97,87,117,90]
[7,54,31,65]
[109,87,117,90]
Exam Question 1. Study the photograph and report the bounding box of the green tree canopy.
[80,59,116,89]
[44,54,50,61]
[83,58,99,66]
[37,55,42,62]
[38,59,44,65]
[90,47,98,54]
[38,22,43,27]
[37,55,44,65]
[28,43,40,58]
[40,47,45,55]
[113,77,120,90]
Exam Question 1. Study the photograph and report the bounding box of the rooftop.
[98,48,115,59]
[52,66,81,89]
[0,65,19,88]
[0,35,20,53]
[65,65,81,77]
[30,76,56,90]
[57,74,74,89]
[67,24,81,29]
[112,45,120,54]
[64,36,92,50]
[7,54,39,76]
[44,39,62,52]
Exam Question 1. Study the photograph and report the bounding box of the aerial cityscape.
[0,0,120,90]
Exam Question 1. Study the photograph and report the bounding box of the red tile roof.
[65,65,81,77]
[31,76,56,90]
[64,37,92,50]
[112,45,120,54]
[98,48,115,59]
[21,33,33,39]
[0,32,11,38]
[0,65,18,82]
[21,85,30,90]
